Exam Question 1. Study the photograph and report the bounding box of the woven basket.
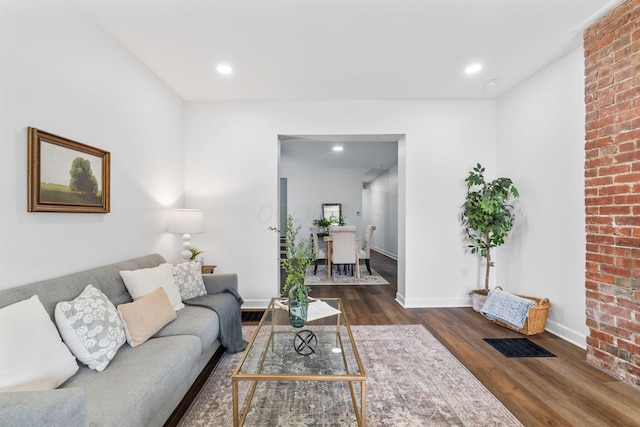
[493,286,551,335]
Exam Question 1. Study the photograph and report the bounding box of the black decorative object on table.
[294,330,317,356]
[483,338,556,358]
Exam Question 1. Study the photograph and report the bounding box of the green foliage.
[313,214,345,230]
[189,247,203,260]
[313,217,332,229]
[461,163,519,291]
[331,215,346,226]
[69,157,98,199]
[269,215,313,297]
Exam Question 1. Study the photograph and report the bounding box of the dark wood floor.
[253,251,640,426]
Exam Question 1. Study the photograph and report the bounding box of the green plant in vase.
[188,247,203,260]
[313,214,346,232]
[269,215,313,327]
[313,217,332,232]
[329,214,346,226]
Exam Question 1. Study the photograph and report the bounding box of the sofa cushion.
[154,305,219,351]
[0,388,88,427]
[172,259,207,300]
[117,288,177,347]
[55,285,126,372]
[60,335,201,427]
[0,295,78,392]
[119,263,184,311]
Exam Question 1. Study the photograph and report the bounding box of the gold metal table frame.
[231,298,366,426]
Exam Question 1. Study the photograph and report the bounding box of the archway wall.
[184,100,496,308]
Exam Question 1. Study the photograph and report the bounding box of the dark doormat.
[241,310,264,323]
[483,338,556,358]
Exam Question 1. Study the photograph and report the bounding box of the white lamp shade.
[168,209,204,234]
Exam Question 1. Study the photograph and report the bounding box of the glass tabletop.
[234,298,364,380]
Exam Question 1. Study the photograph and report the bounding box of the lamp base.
[181,233,192,261]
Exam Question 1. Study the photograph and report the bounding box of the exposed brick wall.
[584,0,640,388]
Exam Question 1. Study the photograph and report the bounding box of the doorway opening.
[277,134,405,301]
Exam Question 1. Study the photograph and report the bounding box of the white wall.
[184,100,496,308]
[364,165,399,258]
[0,1,588,348]
[496,46,587,347]
[280,167,367,232]
[0,0,185,289]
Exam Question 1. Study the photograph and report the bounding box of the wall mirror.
[322,203,341,219]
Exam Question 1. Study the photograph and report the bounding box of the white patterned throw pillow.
[172,259,207,300]
[55,285,126,372]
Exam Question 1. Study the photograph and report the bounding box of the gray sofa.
[0,254,244,427]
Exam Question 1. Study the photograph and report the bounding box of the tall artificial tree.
[461,163,519,293]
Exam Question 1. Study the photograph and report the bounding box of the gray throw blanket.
[184,288,248,353]
[481,288,536,329]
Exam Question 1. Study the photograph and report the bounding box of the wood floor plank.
[263,250,640,426]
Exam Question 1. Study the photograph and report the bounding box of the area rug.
[304,264,389,285]
[483,338,556,358]
[178,325,522,426]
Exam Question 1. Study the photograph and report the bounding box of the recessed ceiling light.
[465,63,482,74]
[333,145,344,152]
[216,64,233,74]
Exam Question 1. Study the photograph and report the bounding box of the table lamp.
[168,209,204,261]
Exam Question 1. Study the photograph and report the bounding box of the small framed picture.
[28,127,110,213]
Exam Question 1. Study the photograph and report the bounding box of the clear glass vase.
[288,283,308,328]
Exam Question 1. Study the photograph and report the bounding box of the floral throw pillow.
[172,259,207,300]
[55,284,126,372]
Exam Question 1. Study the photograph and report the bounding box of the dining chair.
[358,225,377,275]
[330,225,358,282]
[309,226,327,275]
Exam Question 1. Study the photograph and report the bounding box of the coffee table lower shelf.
[231,298,366,426]
[232,371,366,426]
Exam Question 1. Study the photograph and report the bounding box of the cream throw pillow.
[119,263,184,311]
[0,295,79,392]
[117,288,177,347]
[172,259,207,300]
[55,285,126,371]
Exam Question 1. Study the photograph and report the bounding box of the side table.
[201,265,217,274]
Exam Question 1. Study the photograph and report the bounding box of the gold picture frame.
[28,127,110,213]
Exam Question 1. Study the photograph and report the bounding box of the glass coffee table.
[232,298,366,426]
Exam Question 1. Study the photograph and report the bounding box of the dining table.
[323,235,360,280]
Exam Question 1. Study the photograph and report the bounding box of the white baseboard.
[371,247,397,260]
[241,299,272,309]
[398,296,473,308]
[544,319,587,349]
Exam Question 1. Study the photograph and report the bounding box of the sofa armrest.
[0,388,88,427]
[202,273,238,295]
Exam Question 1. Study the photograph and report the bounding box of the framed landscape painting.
[28,127,110,213]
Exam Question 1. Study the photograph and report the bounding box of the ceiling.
[280,135,400,184]
[72,0,621,102]
[70,0,621,180]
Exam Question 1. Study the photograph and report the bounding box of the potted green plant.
[188,247,203,261]
[461,163,519,311]
[269,215,313,327]
[313,215,345,232]
[313,217,332,232]
[329,215,346,226]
